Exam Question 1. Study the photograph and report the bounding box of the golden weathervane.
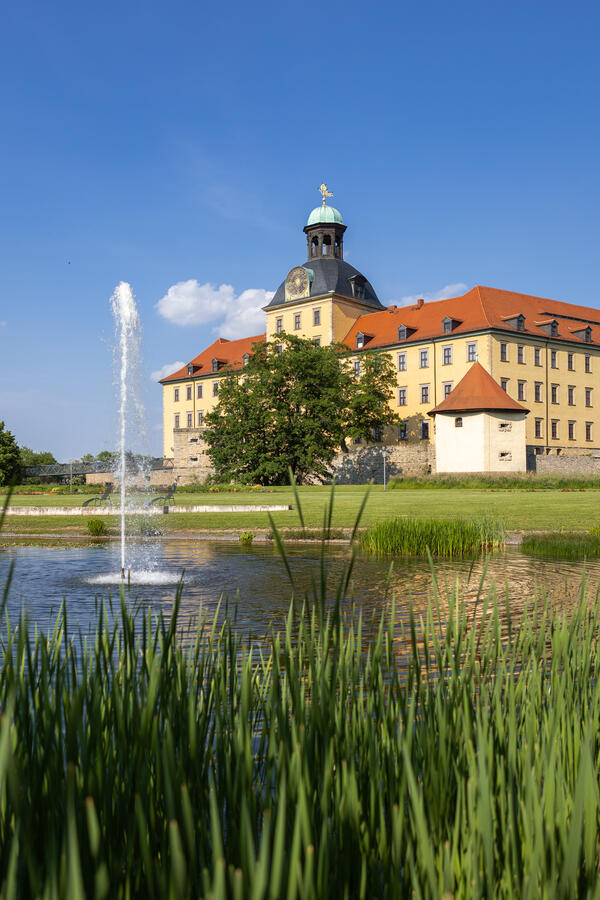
[319,183,333,205]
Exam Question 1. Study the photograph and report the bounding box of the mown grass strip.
[361,516,504,557]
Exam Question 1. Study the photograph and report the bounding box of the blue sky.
[1,0,599,459]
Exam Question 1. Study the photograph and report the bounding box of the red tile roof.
[159,334,266,383]
[342,285,600,350]
[429,362,528,415]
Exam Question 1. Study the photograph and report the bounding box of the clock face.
[286,266,309,301]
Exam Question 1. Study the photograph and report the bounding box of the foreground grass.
[361,516,504,557]
[3,565,600,895]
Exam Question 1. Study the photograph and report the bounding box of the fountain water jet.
[110,282,142,578]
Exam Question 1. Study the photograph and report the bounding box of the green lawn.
[3,485,600,534]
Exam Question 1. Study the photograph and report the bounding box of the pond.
[1,539,598,643]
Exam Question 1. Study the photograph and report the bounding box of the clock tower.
[264,185,385,345]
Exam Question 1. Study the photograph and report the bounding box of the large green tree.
[0,422,23,486]
[205,336,399,485]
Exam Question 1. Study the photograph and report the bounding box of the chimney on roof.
[417,298,424,309]
[388,304,397,311]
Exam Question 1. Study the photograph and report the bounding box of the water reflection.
[1,540,598,650]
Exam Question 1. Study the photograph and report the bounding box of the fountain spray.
[110,282,141,578]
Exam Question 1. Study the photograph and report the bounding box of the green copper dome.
[306,205,344,226]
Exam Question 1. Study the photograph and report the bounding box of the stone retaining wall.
[535,454,600,476]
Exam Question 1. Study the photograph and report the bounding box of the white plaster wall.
[484,411,527,472]
[434,413,486,472]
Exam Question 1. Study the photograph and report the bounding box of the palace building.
[160,187,600,481]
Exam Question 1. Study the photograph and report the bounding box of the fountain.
[110,282,141,579]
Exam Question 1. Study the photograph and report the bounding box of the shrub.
[86,518,107,536]
[239,531,254,544]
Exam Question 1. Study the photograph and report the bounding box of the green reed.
[3,485,600,897]
[521,531,600,559]
[361,515,504,557]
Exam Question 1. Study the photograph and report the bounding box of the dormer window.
[572,325,593,343]
[503,313,526,332]
[242,353,249,367]
[212,358,219,373]
[516,315,525,332]
[356,332,365,349]
[398,325,407,341]
[187,364,194,376]
[551,321,558,337]
[585,327,592,343]
[349,274,366,300]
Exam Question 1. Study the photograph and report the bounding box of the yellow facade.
[162,376,223,458]
[265,294,376,348]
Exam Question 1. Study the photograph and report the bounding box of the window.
[313,337,320,346]
[534,348,541,366]
[420,421,430,440]
[568,421,575,441]
[584,326,592,343]
[586,422,593,441]
[568,353,574,371]
[517,381,525,401]
[585,355,592,373]
[397,352,406,372]
[568,386,575,405]
[420,384,430,404]
[313,308,320,326]
[213,381,219,396]
[186,385,192,400]
[197,384,203,399]
[187,364,194,376]
[372,426,383,442]
[517,345,524,364]
[397,325,407,341]
[467,342,477,362]
[398,423,408,441]
[354,360,361,377]
[356,333,365,349]
[419,349,429,368]
[586,388,593,407]
[398,387,407,406]
[443,382,453,399]
[276,317,283,334]
[442,345,452,365]
[187,412,193,428]
[455,416,463,428]
[550,350,558,368]
[551,384,559,404]
[174,388,179,402]
[551,420,558,440]
[276,344,283,355]
[551,321,558,337]
[242,353,249,367]
[442,317,452,334]
[174,414,180,429]
[501,378,509,392]
[500,343,508,362]
[499,422,512,432]
[294,314,301,330]
[212,358,219,373]
[516,315,525,331]
[534,382,542,402]
[197,410,204,426]
[535,418,543,438]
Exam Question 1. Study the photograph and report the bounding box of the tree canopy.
[0,422,23,486]
[205,336,399,484]
[20,447,57,467]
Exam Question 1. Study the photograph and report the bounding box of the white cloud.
[155,280,273,340]
[150,361,185,382]
[399,283,469,305]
